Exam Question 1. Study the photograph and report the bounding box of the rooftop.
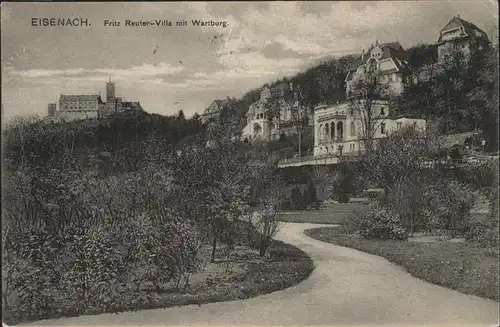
[438,16,490,43]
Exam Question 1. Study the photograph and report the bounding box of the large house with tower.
[345,41,412,97]
[242,81,312,142]
[45,79,143,123]
[314,39,426,158]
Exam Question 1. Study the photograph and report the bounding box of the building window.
[350,122,356,136]
[397,122,402,130]
[325,123,330,142]
[380,123,386,134]
[380,107,385,116]
[337,121,344,140]
[319,124,323,142]
[413,122,417,130]
[330,123,335,140]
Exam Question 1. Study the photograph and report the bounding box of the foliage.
[347,70,392,154]
[426,180,475,236]
[302,179,319,209]
[290,186,305,210]
[359,207,409,240]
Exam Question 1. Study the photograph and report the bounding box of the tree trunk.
[259,236,268,256]
[210,230,217,263]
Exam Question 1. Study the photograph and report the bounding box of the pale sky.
[1,1,498,120]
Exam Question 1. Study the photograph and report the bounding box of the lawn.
[305,227,499,301]
[278,203,368,224]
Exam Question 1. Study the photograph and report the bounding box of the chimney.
[375,39,379,46]
[362,49,365,60]
[458,14,460,19]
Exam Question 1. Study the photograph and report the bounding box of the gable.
[441,18,463,33]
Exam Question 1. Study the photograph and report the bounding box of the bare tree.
[266,91,309,158]
[347,71,391,156]
[252,174,286,256]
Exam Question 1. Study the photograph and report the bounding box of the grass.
[278,203,368,224]
[305,227,499,301]
[4,239,313,325]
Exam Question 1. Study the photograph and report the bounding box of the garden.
[299,128,499,300]
[1,113,314,325]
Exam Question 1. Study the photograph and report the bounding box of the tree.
[467,45,499,152]
[177,109,185,120]
[303,178,318,209]
[265,91,310,158]
[252,174,285,256]
[432,50,470,134]
[171,140,251,263]
[347,70,391,156]
[356,127,442,198]
[290,186,304,210]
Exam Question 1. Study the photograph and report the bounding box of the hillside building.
[314,40,426,158]
[201,97,235,123]
[45,80,143,123]
[313,101,426,157]
[437,15,490,63]
[242,81,312,141]
[346,41,412,97]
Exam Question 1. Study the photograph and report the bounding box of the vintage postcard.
[1,1,499,327]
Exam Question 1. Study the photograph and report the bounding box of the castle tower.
[106,77,115,102]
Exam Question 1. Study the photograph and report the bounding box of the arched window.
[337,121,344,140]
[331,122,335,140]
[319,124,323,142]
[350,122,356,137]
[325,123,330,142]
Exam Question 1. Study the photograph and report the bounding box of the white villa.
[313,100,426,157]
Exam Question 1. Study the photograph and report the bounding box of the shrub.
[290,186,304,210]
[302,179,318,209]
[359,208,409,240]
[386,179,429,233]
[428,180,475,236]
[465,221,499,247]
[338,204,371,234]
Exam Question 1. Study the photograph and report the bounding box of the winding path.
[23,223,499,327]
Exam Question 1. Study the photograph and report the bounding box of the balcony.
[318,136,345,145]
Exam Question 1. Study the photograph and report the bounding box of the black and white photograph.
[1,1,499,326]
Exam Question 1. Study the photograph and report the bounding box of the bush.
[465,221,499,247]
[386,179,429,233]
[359,208,409,240]
[290,186,305,210]
[427,180,475,236]
[302,179,318,209]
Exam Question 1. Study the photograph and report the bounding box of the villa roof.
[346,41,411,80]
[437,16,490,43]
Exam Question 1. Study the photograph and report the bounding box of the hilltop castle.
[45,79,143,123]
